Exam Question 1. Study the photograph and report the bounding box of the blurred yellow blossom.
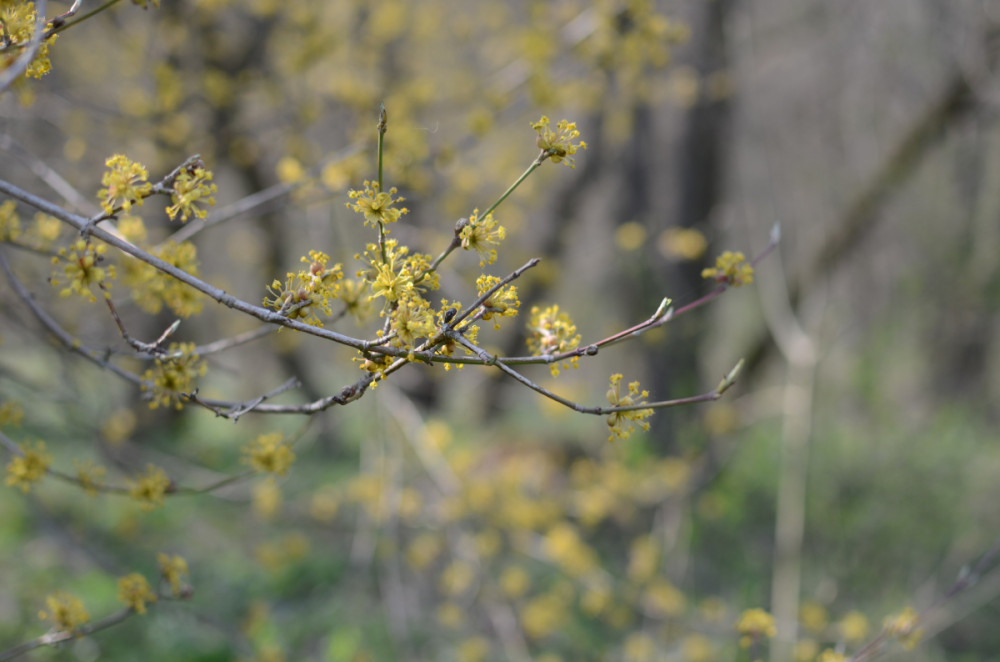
[5,440,50,492]
[158,553,189,596]
[737,608,777,647]
[38,592,90,633]
[99,155,151,214]
[701,250,754,287]
[243,432,296,476]
[127,464,171,511]
[117,573,157,614]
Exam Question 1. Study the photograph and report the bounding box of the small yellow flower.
[736,607,777,648]
[242,432,296,476]
[817,649,846,662]
[347,180,408,227]
[701,250,754,286]
[74,459,107,496]
[98,155,152,215]
[391,294,436,347]
[117,573,157,614]
[38,592,90,633]
[526,305,581,376]
[476,275,519,330]
[5,440,51,492]
[460,209,507,267]
[50,239,116,303]
[605,374,653,442]
[0,200,21,241]
[141,342,206,410]
[166,166,217,222]
[532,116,587,167]
[883,606,923,650]
[0,400,25,427]
[838,610,870,643]
[127,464,172,511]
[157,553,189,597]
[264,250,343,327]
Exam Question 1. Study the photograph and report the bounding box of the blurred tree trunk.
[617,0,736,442]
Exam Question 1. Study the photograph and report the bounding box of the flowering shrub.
[0,2,986,662]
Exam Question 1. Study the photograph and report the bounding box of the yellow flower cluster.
[526,305,581,376]
[167,166,218,222]
[883,606,923,650]
[701,250,754,287]
[74,459,107,496]
[127,464,172,511]
[50,239,117,303]
[38,591,90,633]
[117,573,157,614]
[0,200,20,240]
[347,181,408,227]
[158,553,189,597]
[390,294,436,346]
[141,342,207,410]
[265,250,343,327]
[0,1,57,79]
[0,399,24,427]
[5,440,50,492]
[605,374,654,442]
[532,116,587,168]
[242,432,296,476]
[122,236,205,318]
[736,607,777,647]
[475,275,519,330]
[460,209,507,267]
[99,155,152,215]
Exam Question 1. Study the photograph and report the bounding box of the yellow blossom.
[50,239,116,302]
[390,294,436,347]
[0,2,57,79]
[124,241,205,318]
[141,342,206,410]
[166,166,217,222]
[521,591,570,640]
[5,440,50,492]
[605,374,654,442]
[406,533,442,570]
[74,459,107,496]
[883,606,923,650]
[476,275,519,330]
[347,180,408,227]
[127,464,172,511]
[817,649,846,662]
[0,400,24,427]
[38,592,90,633]
[526,305,581,376]
[736,607,777,648]
[157,553,189,597]
[500,565,530,599]
[460,209,506,267]
[243,433,296,476]
[532,116,587,167]
[701,250,754,286]
[439,560,475,596]
[839,610,870,643]
[117,573,157,614]
[0,200,21,240]
[98,155,152,214]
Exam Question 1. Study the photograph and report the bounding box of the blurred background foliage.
[1,0,1000,661]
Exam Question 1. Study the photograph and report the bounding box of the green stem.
[47,0,121,37]
[376,102,388,263]
[414,152,546,285]
[479,151,546,221]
